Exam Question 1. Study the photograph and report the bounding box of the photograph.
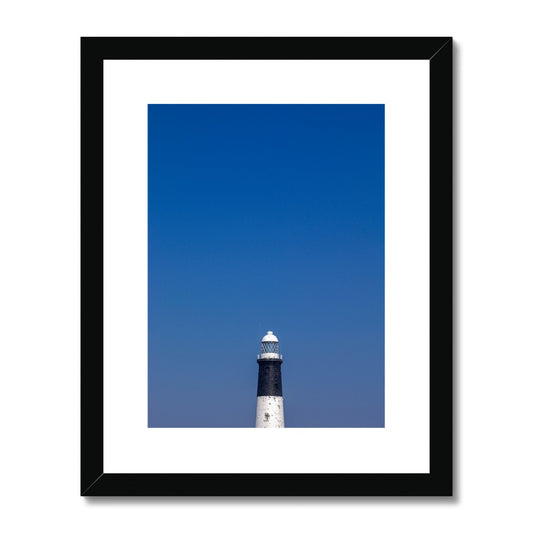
[81,36,452,496]
[4,1,532,530]
[147,104,384,429]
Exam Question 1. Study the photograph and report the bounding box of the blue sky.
[148,104,384,427]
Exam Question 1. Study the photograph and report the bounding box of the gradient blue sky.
[148,104,384,427]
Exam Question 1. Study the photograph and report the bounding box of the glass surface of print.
[148,104,385,428]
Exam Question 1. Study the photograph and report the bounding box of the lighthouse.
[255,331,285,428]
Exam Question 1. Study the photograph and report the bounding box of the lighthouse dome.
[261,331,278,343]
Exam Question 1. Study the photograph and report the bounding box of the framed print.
[81,37,452,496]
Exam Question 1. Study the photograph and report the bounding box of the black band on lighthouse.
[256,359,283,397]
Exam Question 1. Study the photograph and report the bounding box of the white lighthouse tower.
[255,331,285,428]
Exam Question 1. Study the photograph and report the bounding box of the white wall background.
[0,1,532,532]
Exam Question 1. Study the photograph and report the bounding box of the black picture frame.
[81,37,452,496]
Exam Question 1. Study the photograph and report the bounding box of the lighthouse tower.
[255,331,285,428]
